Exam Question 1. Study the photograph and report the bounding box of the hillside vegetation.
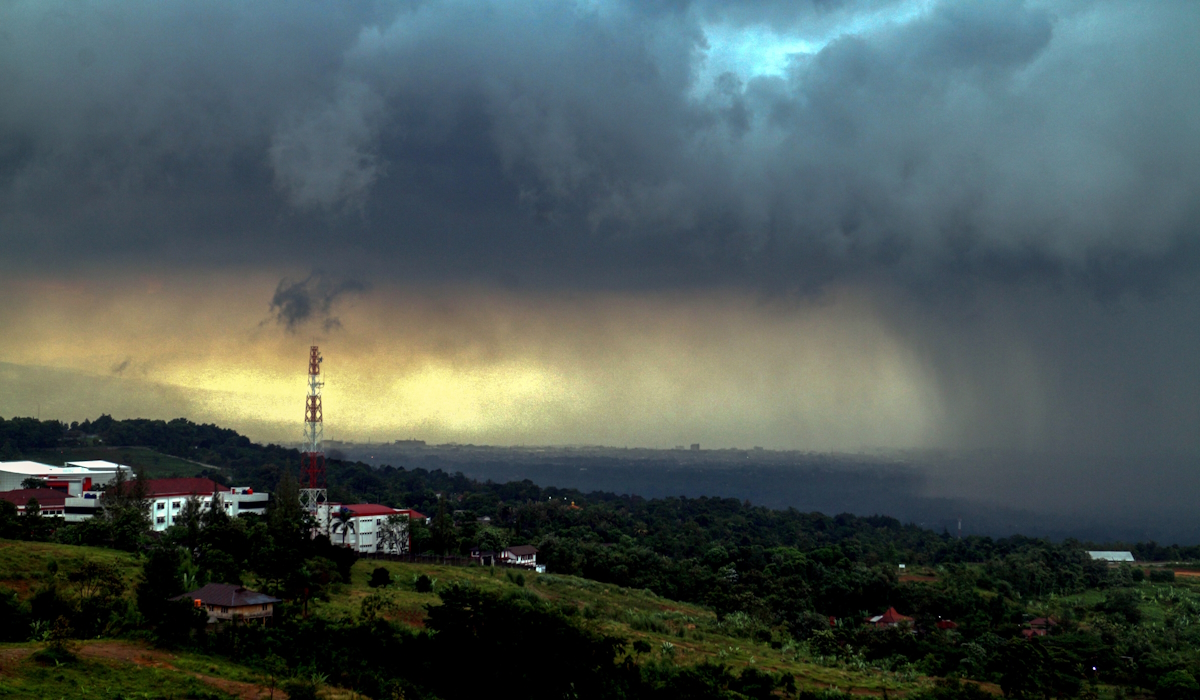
[3,416,1200,698]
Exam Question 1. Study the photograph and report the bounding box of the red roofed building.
[323,503,420,554]
[0,488,68,516]
[866,607,914,628]
[1022,617,1058,638]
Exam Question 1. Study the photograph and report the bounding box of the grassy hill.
[0,540,930,695]
[5,540,1200,697]
[0,540,141,601]
[315,558,929,694]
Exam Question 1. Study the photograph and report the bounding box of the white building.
[323,503,424,554]
[0,460,130,494]
[135,478,268,531]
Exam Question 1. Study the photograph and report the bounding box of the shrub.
[368,567,392,588]
[1150,569,1176,583]
[281,675,321,700]
[415,574,434,593]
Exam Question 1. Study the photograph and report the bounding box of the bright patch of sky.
[691,0,937,98]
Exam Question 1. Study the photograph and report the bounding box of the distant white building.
[470,545,543,572]
[125,478,268,531]
[0,460,130,494]
[1088,551,1136,562]
[323,503,425,554]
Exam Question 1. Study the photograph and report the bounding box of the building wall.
[199,602,274,624]
[148,490,269,531]
[330,514,410,554]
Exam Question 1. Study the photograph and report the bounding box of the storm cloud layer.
[2,0,1198,290]
[1,0,1200,469]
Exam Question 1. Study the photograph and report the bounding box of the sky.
[1,0,1199,456]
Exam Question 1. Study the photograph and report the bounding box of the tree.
[19,498,55,541]
[477,525,509,552]
[377,514,409,555]
[0,586,27,642]
[431,495,454,555]
[137,544,187,627]
[333,508,355,548]
[66,559,127,637]
[0,500,21,539]
[0,440,20,460]
[99,466,150,551]
[368,567,392,588]
[1157,671,1200,700]
[21,477,47,490]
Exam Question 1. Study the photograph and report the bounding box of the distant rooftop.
[65,460,131,472]
[1088,551,1135,562]
[0,461,63,475]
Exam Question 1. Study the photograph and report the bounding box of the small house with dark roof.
[470,544,543,572]
[173,583,280,624]
[502,545,540,569]
[1023,616,1058,638]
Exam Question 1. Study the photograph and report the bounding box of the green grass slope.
[318,558,929,694]
[0,540,141,602]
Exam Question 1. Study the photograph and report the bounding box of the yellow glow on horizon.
[0,271,952,450]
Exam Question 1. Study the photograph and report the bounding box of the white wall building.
[323,504,423,554]
[136,478,268,531]
[0,460,131,494]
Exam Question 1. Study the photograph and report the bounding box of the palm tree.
[334,509,356,549]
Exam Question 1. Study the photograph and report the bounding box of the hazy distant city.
[300,439,1200,545]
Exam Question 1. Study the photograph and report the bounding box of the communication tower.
[299,345,327,532]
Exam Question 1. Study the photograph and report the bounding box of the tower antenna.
[299,345,327,533]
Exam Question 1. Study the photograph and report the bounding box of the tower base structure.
[300,487,328,535]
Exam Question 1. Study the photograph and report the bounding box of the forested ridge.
[3,415,1200,698]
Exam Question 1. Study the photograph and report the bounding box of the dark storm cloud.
[267,274,369,333]
[1,0,1197,291]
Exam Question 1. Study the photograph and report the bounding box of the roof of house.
[505,545,538,557]
[0,461,66,476]
[338,504,400,518]
[172,583,281,607]
[395,508,426,520]
[867,607,914,625]
[1029,617,1058,628]
[0,488,68,508]
[122,478,231,498]
[65,460,130,472]
[1088,551,1135,562]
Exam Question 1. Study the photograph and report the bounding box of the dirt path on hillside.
[77,641,287,700]
[0,648,33,677]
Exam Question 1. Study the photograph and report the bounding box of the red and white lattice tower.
[299,345,327,531]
